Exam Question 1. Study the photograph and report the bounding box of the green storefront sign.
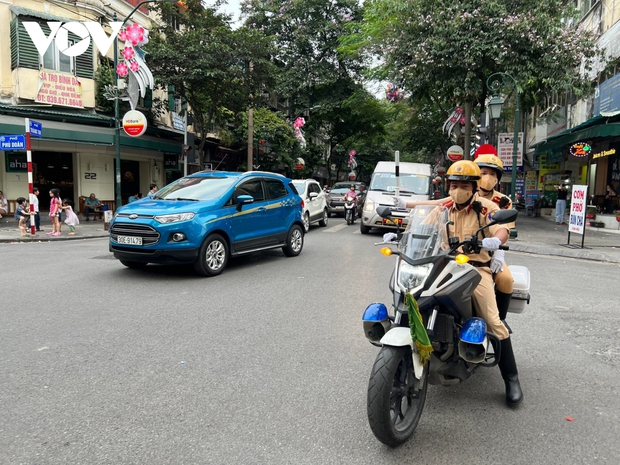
[5,152,27,172]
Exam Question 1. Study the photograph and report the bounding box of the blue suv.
[109,171,304,276]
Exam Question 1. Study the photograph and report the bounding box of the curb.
[509,243,620,264]
[0,234,109,243]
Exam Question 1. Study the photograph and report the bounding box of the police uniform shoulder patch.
[480,206,488,216]
[492,196,502,205]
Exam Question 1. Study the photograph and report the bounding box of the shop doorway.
[118,160,140,205]
[32,151,74,210]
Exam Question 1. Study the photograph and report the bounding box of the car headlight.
[398,262,433,293]
[154,212,195,224]
[364,199,375,211]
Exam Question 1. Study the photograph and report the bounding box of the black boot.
[498,337,523,407]
[496,291,512,321]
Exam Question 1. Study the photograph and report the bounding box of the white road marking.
[323,223,349,233]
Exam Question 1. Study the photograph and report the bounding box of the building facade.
[0,0,186,209]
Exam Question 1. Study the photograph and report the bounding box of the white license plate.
[117,236,142,245]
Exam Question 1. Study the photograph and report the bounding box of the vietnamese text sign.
[569,185,587,235]
[0,135,26,150]
[36,71,83,108]
[29,120,42,138]
[525,170,538,191]
[498,132,524,171]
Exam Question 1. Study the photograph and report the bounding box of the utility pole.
[247,62,254,172]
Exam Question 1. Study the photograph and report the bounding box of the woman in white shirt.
[0,191,8,218]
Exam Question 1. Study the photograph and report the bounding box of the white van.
[360,161,432,234]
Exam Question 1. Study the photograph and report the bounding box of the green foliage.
[95,57,114,114]
[146,0,275,164]
[350,0,601,111]
[235,107,300,171]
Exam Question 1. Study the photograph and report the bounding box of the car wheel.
[120,260,147,269]
[303,212,310,233]
[319,208,328,227]
[193,233,229,277]
[360,222,371,234]
[282,224,304,257]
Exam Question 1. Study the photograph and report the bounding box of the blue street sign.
[0,134,26,150]
[29,120,42,138]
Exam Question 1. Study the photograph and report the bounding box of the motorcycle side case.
[508,265,530,313]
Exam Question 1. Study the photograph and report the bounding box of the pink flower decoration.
[129,60,139,72]
[116,61,128,77]
[450,116,457,123]
[349,150,356,156]
[459,116,466,124]
[125,23,145,46]
[293,117,306,128]
[118,29,127,42]
[122,46,135,61]
[455,106,464,114]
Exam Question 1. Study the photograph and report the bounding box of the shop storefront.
[0,112,183,209]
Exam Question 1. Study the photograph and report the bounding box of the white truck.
[360,161,432,234]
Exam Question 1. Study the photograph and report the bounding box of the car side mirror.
[236,194,254,211]
[309,192,318,200]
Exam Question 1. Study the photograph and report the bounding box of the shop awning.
[534,111,620,154]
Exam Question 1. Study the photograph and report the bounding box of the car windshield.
[292,181,307,195]
[154,176,236,201]
[370,172,430,195]
[329,188,350,195]
[399,206,450,261]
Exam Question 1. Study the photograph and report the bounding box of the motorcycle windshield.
[399,206,450,261]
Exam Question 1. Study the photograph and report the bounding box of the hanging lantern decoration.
[294,157,305,170]
[115,23,150,78]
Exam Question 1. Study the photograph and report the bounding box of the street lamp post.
[486,72,520,204]
[113,0,176,209]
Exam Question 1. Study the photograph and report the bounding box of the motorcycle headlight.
[154,212,195,224]
[364,199,374,211]
[397,262,433,293]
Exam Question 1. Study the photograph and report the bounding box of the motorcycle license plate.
[117,236,142,245]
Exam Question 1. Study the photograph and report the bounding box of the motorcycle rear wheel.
[367,346,428,447]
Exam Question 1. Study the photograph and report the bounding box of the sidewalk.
[0,213,109,243]
[2,209,620,263]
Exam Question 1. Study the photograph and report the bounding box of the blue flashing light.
[362,303,388,322]
[460,317,487,344]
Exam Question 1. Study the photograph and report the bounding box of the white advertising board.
[569,184,587,235]
[498,132,524,170]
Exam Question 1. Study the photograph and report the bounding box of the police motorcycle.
[344,195,357,225]
[362,205,529,447]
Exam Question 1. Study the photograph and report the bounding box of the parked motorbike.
[344,195,357,224]
[362,205,530,447]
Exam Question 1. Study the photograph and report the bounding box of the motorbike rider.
[392,155,515,326]
[393,160,523,407]
[343,185,358,220]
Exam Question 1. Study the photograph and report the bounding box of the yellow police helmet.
[475,154,504,181]
[446,160,481,182]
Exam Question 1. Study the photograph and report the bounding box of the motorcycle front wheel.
[367,346,428,447]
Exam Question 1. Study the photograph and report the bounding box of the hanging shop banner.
[122,110,147,137]
[569,184,587,235]
[498,132,524,171]
[525,170,538,191]
[36,71,83,108]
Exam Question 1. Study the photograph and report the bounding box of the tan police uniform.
[445,194,510,340]
[479,189,514,295]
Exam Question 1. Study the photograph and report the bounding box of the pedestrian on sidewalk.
[60,199,79,236]
[147,184,158,198]
[0,190,8,219]
[32,187,43,232]
[14,197,34,237]
[555,184,568,225]
[47,188,61,237]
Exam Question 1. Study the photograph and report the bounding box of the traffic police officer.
[394,160,523,406]
[474,154,515,323]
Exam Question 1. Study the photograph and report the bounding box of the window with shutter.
[9,17,93,78]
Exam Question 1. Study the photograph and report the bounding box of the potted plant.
[614,210,620,222]
[586,205,597,220]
